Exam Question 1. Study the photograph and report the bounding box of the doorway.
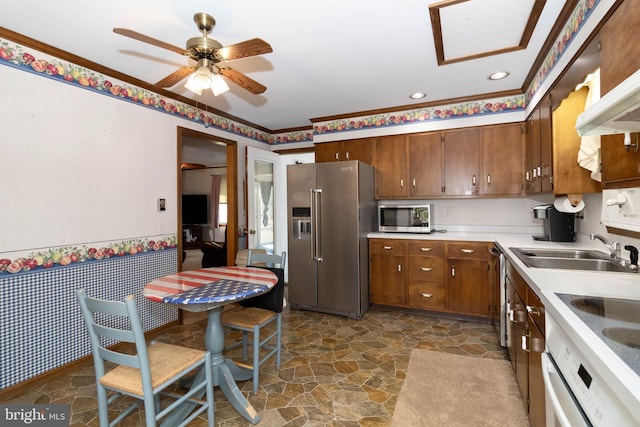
[177,126,238,270]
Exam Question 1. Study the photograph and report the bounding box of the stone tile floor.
[4,306,507,426]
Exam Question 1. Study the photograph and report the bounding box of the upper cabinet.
[481,123,524,196]
[525,94,553,194]
[408,132,444,197]
[443,128,481,196]
[373,135,410,198]
[373,124,523,199]
[552,87,601,196]
[597,0,640,188]
[315,138,372,164]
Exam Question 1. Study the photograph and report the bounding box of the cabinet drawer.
[408,240,445,257]
[408,282,446,309]
[447,242,490,260]
[526,286,545,336]
[369,239,406,255]
[408,257,444,281]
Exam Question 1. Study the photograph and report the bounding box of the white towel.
[576,69,602,181]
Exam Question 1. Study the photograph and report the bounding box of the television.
[182,194,209,225]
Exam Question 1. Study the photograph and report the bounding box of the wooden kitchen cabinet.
[369,239,406,305]
[369,238,494,320]
[589,0,640,188]
[408,132,444,197]
[315,138,372,164]
[598,0,640,96]
[552,87,601,195]
[526,287,546,427]
[443,128,481,196]
[447,241,493,318]
[407,241,446,310]
[373,135,409,198]
[525,94,553,194]
[481,123,524,196]
[506,261,546,426]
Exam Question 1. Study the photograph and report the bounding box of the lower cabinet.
[369,238,496,319]
[506,261,546,427]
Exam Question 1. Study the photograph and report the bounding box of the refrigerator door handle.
[311,189,323,261]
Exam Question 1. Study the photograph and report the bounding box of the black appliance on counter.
[532,204,576,242]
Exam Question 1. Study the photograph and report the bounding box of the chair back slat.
[98,347,141,368]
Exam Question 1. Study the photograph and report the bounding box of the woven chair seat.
[100,342,206,397]
[222,307,277,329]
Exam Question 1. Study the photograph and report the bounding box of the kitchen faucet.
[589,233,621,259]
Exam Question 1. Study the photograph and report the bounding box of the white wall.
[0,62,267,260]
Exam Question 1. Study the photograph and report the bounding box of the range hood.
[576,68,640,136]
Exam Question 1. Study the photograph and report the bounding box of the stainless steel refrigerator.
[287,160,375,319]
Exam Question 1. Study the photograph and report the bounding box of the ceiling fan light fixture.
[211,73,230,96]
[185,66,214,94]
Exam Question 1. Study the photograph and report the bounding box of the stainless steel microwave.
[378,204,434,233]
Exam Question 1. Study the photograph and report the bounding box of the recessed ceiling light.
[488,71,510,80]
[409,92,426,100]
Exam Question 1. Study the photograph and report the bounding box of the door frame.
[177,126,238,269]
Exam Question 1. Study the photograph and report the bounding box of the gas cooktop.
[557,293,640,376]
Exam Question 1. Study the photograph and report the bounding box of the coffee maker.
[532,204,576,242]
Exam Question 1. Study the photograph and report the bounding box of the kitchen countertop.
[368,231,640,422]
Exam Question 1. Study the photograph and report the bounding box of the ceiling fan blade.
[155,67,195,87]
[219,67,267,94]
[216,38,273,61]
[113,28,187,56]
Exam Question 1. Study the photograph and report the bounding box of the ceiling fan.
[113,12,272,95]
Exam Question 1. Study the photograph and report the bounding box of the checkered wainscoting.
[0,249,178,390]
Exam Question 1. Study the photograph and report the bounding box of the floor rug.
[392,350,530,427]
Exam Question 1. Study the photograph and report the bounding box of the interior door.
[247,146,280,253]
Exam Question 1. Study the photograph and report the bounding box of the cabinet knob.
[345,152,350,160]
[420,267,433,272]
[420,292,433,298]
[383,245,392,250]
[451,265,455,276]
[420,247,432,252]
[400,178,404,189]
[472,175,477,186]
[487,174,491,184]
[335,152,339,161]
[521,331,531,353]
[526,305,541,316]
[397,264,402,272]
[412,178,416,188]
[460,249,475,254]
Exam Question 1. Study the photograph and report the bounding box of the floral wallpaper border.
[0,235,178,276]
[313,95,525,135]
[525,0,599,102]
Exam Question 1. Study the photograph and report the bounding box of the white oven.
[541,352,590,426]
[544,307,638,427]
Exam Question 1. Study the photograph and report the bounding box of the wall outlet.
[158,198,166,212]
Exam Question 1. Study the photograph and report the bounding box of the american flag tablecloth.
[144,266,278,309]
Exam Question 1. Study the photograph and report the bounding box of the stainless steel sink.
[509,247,637,273]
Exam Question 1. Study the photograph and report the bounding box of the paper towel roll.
[554,196,585,213]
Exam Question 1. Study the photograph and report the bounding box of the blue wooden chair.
[76,289,214,427]
[222,251,286,395]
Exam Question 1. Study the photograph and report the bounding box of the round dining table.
[144,266,278,425]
